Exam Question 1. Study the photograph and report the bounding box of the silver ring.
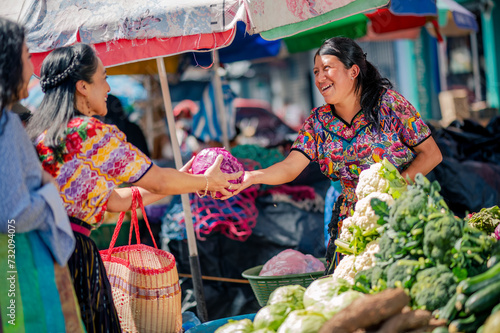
[228,184,233,190]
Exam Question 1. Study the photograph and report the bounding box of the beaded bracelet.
[196,174,209,198]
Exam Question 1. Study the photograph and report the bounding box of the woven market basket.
[103,244,182,333]
[241,259,326,307]
[101,187,182,333]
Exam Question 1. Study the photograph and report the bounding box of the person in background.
[0,17,83,332]
[173,99,201,160]
[105,93,151,157]
[26,43,242,332]
[233,37,442,275]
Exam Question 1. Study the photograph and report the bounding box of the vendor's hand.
[228,171,254,198]
[180,156,195,173]
[204,155,243,199]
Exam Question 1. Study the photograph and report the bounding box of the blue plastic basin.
[186,313,256,333]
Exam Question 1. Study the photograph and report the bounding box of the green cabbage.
[253,303,294,331]
[303,277,352,308]
[306,290,363,319]
[276,310,326,333]
[267,285,306,309]
[252,329,276,333]
[214,319,254,333]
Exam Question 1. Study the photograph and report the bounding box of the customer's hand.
[229,171,254,197]
[204,155,243,199]
[179,156,195,173]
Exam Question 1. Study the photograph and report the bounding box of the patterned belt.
[68,216,92,237]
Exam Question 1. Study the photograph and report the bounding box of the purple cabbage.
[191,148,244,198]
[495,224,500,241]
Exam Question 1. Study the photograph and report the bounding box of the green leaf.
[371,198,390,225]
[452,266,468,281]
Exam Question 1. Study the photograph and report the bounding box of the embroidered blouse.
[36,116,152,227]
[291,89,431,221]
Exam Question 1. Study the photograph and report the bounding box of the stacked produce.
[214,281,343,333]
[352,173,499,332]
[216,286,448,333]
[319,288,447,333]
[332,158,407,283]
[437,245,500,332]
[233,159,500,332]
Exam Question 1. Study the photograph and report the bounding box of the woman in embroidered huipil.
[26,43,242,332]
[233,37,442,275]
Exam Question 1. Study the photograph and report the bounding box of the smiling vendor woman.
[232,36,442,275]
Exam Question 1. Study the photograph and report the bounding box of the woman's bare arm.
[106,155,242,212]
[400,136,443,182]
[231,150,311,196]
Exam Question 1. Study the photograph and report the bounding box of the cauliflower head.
[339,193,394,243]
[333,241,380,283]
[354,240,379,272]
[339,216,354,242]
[332,255,357,284]
[355,163,389,200]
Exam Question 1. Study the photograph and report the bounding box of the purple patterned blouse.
[291,89,431,221]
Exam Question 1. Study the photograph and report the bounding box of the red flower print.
[389,142,407,158]
[86,123,97,138]
[66,131,83,155]
[63,153,73,162]
[330,147,343,162]
[42,161,60,177]
[69,117,83,128]
[94,120,104,131]
[357,144,371,159]
[36,143,50,156]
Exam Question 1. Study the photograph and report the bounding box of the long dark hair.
[26,43,98,147]
[0,18,25,119]
[315,37,392,129]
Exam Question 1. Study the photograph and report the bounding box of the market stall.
[200,158,500,333]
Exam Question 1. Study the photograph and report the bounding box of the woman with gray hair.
[27,43,242,332]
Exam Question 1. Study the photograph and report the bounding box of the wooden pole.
[156,57,208,322]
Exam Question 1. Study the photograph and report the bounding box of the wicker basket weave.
[101,187,182,333]
[241,259,325,307]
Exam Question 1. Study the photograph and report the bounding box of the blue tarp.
[190,22,282,67]
[390,0,437,16]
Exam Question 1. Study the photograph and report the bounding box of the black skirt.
[324,194,346,275]
[68,217,121,333]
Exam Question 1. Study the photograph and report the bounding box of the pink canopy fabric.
[6,0,241,75]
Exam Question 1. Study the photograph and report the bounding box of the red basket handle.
[104,187,160,260]
[133,187,158,249]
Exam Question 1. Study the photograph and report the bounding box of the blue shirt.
[0,110,74,265]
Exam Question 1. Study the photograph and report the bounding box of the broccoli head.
[353,265,386,293]
[388,185,428,232]
[423,213,463,265]
[410,265,457,311]
[385,259,421,289]
[376,232,402,262]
